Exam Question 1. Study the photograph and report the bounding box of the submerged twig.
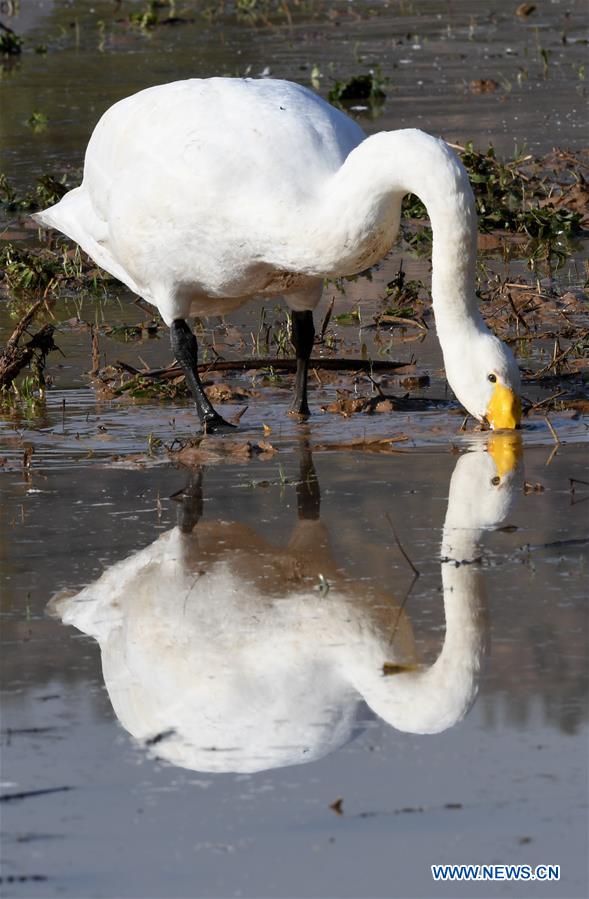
[384,512,420,579]
[544,415,560,444]
[319,297,335,342]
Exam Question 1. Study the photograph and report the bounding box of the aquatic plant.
[0,26,22,56]
[26,111,48,133]
[0,242,112,296]
[328,69,387,105]
[0,170,81,212]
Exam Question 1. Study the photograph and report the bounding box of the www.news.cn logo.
[431,864,560,882]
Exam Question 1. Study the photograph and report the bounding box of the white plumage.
[50,438,520,774]
[34,77,521,428]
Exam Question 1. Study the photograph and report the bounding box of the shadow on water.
[48,436,521,774]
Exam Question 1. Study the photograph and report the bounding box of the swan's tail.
[32,188,142,297]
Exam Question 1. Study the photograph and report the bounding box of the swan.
[33,77,521,431]
[49,435,521,774]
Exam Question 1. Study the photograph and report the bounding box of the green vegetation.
[402,144,586,265]
[0,242,111,296]
[328,69,387,105]
[0,171,81,212]
[333,308,361,326]
[26,111,48,133]
[1,374,45,417]
[111,372,189,401]
[381,266,424,319]
[128,2,160,30]
[0,27,22,56]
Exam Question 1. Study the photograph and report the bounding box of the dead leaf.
[329,798,344,815]
[322,393,371,416]
[168,438,276,467]
[523,481,545,494]
[400,375,430,389]
[516,3,536,17]
[257,440,276,455]
[469,79,499,94]
[539,177,589,221]
[565,398,589,414]
[204,383,257,403]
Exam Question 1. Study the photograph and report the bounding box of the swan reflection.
[50,436,521,773]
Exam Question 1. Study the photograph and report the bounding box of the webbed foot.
[201,413,237,434]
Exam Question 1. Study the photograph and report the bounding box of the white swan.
[49,435,521,774]
[33,78,521,431]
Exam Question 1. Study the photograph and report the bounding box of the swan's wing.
[84,78,365,206]
[33,79,366,312]
[32,187,143,297]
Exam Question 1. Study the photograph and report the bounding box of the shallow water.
[1,0,588,186]
[2,438,588,898]
[1,2,589,898]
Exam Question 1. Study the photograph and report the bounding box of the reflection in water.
[50,437,521,773]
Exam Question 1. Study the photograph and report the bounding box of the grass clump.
[26,112,49,133]
[0,170,81,212]
[0,243,113,297]
[402,144,587,264]
[328,69,387,105]
[0,27,22,56]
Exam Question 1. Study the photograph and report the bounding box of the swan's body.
[50,437,520,774]
[34,78,521,429]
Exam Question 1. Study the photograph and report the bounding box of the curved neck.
[286,129,482,335]
[361,540,486,735]
[349,455,493,735]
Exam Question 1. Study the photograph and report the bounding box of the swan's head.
[444,329,522,430]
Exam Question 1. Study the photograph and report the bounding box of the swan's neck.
[291,129,483,340]
[352,471,488,735]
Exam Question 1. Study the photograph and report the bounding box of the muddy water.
[1,1,589,898]
[2,440,588,898]
[1,0,588,186]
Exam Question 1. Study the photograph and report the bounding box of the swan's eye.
[491,476,501,486]
[488,373,497,383]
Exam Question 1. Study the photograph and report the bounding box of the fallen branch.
[115,356,415,381]
[0,301,59,390]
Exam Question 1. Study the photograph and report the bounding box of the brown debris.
[524,481,545,494]
[168,437,277,468]
[400,375,430,389]
[0,300,58,390]
[204,383,258,403]
[516,3,536,17]
[469,79,500,94]
[329,798,344,816]
[314,435,408,454]
[321,389,440,417]
[539,176,589,225]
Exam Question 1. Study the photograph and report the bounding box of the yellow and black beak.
[487,432,523,479]
[486,383,522,430]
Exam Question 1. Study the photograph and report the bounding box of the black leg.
[170,319,234,433]
[170,471,203,534]
[289,310,315,417]
[296,438,320,520]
